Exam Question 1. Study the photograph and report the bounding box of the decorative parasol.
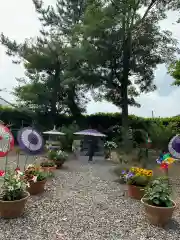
[168,135,180,159]
[17,127,44,155]
[43,126,65,135]
[73,129,106,137]
[0,124,14,157]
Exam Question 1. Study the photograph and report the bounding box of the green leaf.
[153,198,160,205]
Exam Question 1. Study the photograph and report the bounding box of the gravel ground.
[0,156,180,240]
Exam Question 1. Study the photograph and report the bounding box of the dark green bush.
[0,106,179,148]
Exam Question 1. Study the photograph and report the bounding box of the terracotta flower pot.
[141,198,176,226]
[0,191,30,218]
[41,166,56,173]
[128,185,145,200]
[27,179,46,195]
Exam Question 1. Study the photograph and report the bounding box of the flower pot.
[41,166,56,173]
[141,198,176,226]
[128,185,145,200]
[27,179,46,195]
[0,191,30,218]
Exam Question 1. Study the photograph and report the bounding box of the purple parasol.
[73,129,106,137]
[17,127,44,155]
[168,135,180,159]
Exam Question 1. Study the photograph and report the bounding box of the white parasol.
[74,129,106,137]
[43,126,65,135]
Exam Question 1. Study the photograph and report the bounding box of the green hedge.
[0,106,180,132]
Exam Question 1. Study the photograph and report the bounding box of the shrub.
[59,121,80,151]
[148,122,176,150]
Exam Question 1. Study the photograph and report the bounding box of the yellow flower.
[145,170,153,176]
[130,167,153,177]
[147,172,152,176]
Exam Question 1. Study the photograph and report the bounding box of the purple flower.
[127,172,134,178]
[121,170,126,175]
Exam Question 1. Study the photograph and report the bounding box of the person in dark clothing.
[88,138,96,161]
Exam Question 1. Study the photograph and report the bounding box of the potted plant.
[122,167,153,200]
[141,177,176,226]
[40,159,56,173]
[0,169,29,218]
[24,164,47,195]
[48,150,68,169]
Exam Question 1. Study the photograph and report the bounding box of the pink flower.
[15,167,20,172]
[0,170,5,177]
[32,176,37,183]
[15,168,23,176]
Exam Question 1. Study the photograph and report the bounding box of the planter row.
[0,165,58,218]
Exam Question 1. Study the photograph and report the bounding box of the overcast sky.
[0,0,180,117]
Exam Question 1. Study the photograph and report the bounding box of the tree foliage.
[169,61,180,86]
[1,0,90,123]
[76,0,179,147]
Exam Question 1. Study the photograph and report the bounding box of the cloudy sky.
[0,0,180,117]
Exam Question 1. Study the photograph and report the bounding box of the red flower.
[0,170,5,177]
[160,162,168,170]
[15,167,20,172]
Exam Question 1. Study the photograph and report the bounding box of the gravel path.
[0,157,180,240]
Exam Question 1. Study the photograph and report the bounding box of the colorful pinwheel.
[0,124,14,157]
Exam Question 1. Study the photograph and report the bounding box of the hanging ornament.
[17,127,44,155]
[0,124,14,157]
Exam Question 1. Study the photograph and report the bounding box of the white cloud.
[0,1,180,116]
[87,87,180,118]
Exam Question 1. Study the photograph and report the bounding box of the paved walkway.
[0,157,180,240]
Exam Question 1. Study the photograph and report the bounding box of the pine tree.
[77,0,179,149]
